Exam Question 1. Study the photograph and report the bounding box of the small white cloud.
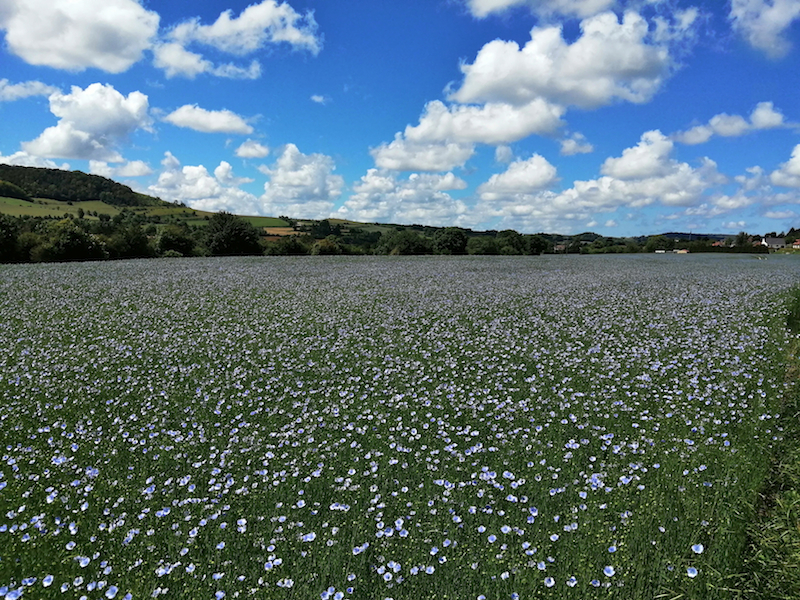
[214,161,253,186]
[21,83,151,161]
[675,101,787,145]
[163,105,253,134]
[765,209,797,219]
[730,0,800,58]
[478,154,558,198]
[371,137,475,172]
[0,79,59,102]
[771,144,800,187]
[604,219,617,227]
[495,146,513,163]
[152,43,211,79]
[168,0,321,56]
[0,151,69,169]
[0,0,159,73]
[153,42,262,79]
[90,160,153,178]
[601,130,675,180]
[465,0,614,19]
[310,95,328,104]
[560,132,594,155]
[722,220,747,230]
[235,139,270,158]
[708,113,750,137]
[404,99,565,145]
[750,101,785,129]
[674,125,713,145]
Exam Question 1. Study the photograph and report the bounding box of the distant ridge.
[0,164,167,207]
[659,232,730,241]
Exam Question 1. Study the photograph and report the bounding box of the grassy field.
[0,254,798,599]
[0,196,290,229]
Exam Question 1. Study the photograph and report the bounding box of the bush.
[786,287,800,334]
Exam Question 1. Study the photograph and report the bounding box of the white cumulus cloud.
[0,0,159,73]
[478,155,558,198]
[163,105,253,134]
[0,151,69,170]
[560,132,594,155]
[168,0,320,55]
[155,0,320,79]
[675,102,788,145]
[0,79,59,102]
[371,137,475,172]
[464,0,614,19]
[337,170,470,226]
[148,151,260,213]
[89,160,152,178]
[450,11,681,110]
[472,129,725,233]
[770,144,800,187]
[730,0,800,58]
[404,99,566,145]
[21,83,151,162]
[235,140,270,159]
[259,144,343,218]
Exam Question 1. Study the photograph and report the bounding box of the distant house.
[762,237,786,249]
[793,240,800,250]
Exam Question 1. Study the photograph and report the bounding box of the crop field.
[0,255,798,600]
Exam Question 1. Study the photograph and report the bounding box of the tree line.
[0,210,780,264]
[0,168,166,207]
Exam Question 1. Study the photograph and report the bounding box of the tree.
[0,179,29,200]
[433,228,468,255]
[311,236,343,255]
[644,235,674,253]
[0,214,19,262]
[377,230,433,255]
[467,236,500,255]
[204,212,262,256]
[35,219,106,262]
[496,230,527,254]
[157,225,196,257]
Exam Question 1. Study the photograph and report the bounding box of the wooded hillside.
[0,165,166,207]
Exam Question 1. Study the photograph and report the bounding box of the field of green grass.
[0,196,290,229]
[0,255,798,599]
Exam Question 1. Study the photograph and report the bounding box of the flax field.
[1,254,798,600]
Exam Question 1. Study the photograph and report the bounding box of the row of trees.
[0,212,264,263]
[0,211,778,264]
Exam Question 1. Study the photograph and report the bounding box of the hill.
[0,164,167,207]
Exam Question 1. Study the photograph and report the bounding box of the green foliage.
[644,235,675,252]
[204,211,263,256]
[740,304,800,599]
[433,227,468,255]
[786,287,800,334]
[32,219,107,262]
[0,214,20,261]
[157,225,196,257]
[264,235,315,255]
[103,223,155,259]
[466,235,500,255]
[311,236,343,255]
[0,164,166,206]
[377,229,433,255]
[0,179,30,200]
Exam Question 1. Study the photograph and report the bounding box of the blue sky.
[2,0,800,236]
